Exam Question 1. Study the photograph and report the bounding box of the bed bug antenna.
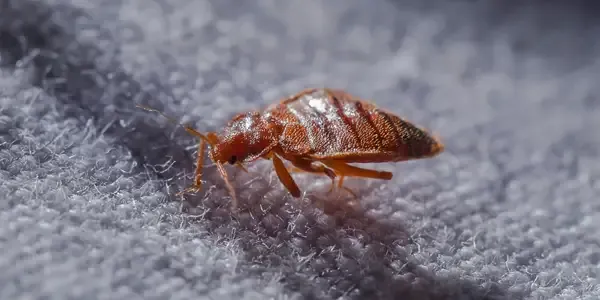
[135,104,215,145]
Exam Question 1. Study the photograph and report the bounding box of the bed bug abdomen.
[268,88,444,163]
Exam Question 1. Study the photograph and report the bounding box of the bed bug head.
[208,111,276,168]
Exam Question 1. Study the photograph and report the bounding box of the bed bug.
[138,88,444,209]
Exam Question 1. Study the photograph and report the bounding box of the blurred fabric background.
[1,0,599,299]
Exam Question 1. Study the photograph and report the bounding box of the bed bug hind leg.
[285,157,345,195]
[288,158,336,183]
[285,157,366,198]
[327,175,359,199]
[285,157,358,198]
[322,160,393,197]
[322,160,393,180]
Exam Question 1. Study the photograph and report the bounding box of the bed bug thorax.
[137,88,445,209]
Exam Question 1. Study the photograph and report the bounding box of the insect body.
[140,88,444,209]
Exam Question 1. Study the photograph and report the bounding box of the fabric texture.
[1,0,599,299]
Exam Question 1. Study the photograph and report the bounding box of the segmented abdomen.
[266,88,436,162]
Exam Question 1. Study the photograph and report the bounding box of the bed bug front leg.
[176,138,206,197]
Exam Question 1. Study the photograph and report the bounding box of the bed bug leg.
[288,166,306,174]
[176,137,207,197]
[136,104,218,199]
[323,160,393,182]
[214,161,239,209]
[283,157,361,198]
[319,161,392,198]
[325,175,359,199]
[271,153,302,197]
[286,157,338,190]
[288,158,336,178]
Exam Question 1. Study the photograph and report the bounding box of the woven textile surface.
[1,0,599,299]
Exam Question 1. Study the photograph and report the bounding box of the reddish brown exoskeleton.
[138,88,444,209]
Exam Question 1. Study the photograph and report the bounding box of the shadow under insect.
[178,160,508,299]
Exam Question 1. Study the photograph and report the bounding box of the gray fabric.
[1,0,599,299]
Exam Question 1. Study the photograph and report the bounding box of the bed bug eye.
[229,156,237,164]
